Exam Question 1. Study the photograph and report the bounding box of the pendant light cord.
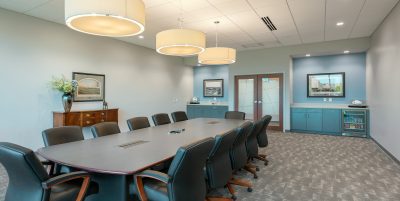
[215,21,220,47]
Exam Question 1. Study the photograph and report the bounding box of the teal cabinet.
[291,108,322,132]
[322,109,342,134]
[307,112,323,132]
[187,105,228,119]
[291,111,307,130]
[291,107,342,135]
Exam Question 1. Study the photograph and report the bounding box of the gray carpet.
[1,132,400,201]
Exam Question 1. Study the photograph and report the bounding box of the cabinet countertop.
[187,104,228,107]
[291,104,368,110]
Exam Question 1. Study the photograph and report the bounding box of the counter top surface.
[187,103,228,106]
[291,103,368,110]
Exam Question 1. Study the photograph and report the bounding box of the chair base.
[206,197,233,201]
[255,154,269,166]
[244,164,258,179]
[229,177,252,192]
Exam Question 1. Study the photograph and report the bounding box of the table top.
[37,118,246,175]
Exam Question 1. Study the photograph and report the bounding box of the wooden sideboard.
[53,109,118,128]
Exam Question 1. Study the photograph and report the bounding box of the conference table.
[37,118,247,201]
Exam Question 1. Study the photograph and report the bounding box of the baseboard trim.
[371,137,400,166]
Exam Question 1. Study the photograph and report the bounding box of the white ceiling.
[0,0,398,51]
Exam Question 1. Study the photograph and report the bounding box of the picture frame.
[307,72,345,97]
[72,72,105,102]
[203,79,224,97]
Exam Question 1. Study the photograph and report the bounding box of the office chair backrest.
[257,115,272,147]
[0,142,50,201]
[225,111,246,120]
[167,138,215,201]
[152,113,171,126]
[91,122,121,138]
[230,121,253,170]
[42,126,84,147]
[246,118,265,158]
[127,117,150,131]
[171,111,188,123]
[206,129,237,189]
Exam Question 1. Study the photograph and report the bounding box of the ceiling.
[0,0,398,51]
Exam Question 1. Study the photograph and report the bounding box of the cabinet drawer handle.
[86,121,91,124]
[101,119,105,122]
[86,114,91,117]
[101,112,105,116]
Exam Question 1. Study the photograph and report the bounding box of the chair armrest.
[42,171,91,201]
[135,170,170,183]
[134,170,170,201]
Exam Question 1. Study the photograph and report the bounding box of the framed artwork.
[307,72,345,97]
[204,79,224,97]
[72,72,105,102]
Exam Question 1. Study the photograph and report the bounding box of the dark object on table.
[103,101,108,110]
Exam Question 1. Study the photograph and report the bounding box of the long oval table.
[37,118,246,201]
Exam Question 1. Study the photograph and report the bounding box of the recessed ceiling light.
[336,21,344,26]
[138,35,144,39]
[344,50,350,54]
[306,54,311,57]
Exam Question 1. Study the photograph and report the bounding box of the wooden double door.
[234,73,283,131]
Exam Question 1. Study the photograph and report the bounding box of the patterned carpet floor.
[1,132,400,201]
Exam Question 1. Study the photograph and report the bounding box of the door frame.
[234,75,258,121]
[257,73,284,131]
[234,73,284,131]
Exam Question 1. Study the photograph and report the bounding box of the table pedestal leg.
[86,174,133,201]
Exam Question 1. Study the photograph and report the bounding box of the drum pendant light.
[65,0,145,37]
[156,1,205,56]
[198,21,236,65]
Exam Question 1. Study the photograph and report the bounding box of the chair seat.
[131,179,169,201]
[49,180,81,201]
[50,179,98,201]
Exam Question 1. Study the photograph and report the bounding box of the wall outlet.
[323,98,327,102]
[328,98,333,102]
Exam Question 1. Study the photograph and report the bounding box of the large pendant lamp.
[65,0,145,37]
[156,1,206,57]
[198,21,236,65]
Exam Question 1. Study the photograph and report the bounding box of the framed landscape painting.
[204,79,224,97]
[307,72,345,97]
[72,72,105,102]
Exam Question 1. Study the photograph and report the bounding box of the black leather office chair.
[171,111,188,123]
[0,142,94,201]
[90,122,121,138]
[127,117,151,131]
[42,126,85,174]
[132,138,215,201]
[243,118,267,178]
[229,121,254,192]
[225,111,246,120]
[152,113,171,126]
[256,115,272,165]
[206,129,237,200]
[42,126,84,147]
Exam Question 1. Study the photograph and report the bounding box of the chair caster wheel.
[254,175,258,179]
[247,187,253,192]
[256,167,260,171]
[231,195,237,200]
[264,162,268,166]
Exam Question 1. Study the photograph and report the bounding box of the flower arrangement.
[51,75,78,94]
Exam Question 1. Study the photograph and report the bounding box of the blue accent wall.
[193,65,229,102]
[293,53,366,104]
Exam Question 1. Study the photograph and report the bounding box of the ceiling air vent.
[261,16,277,31]
[242,43,264,49]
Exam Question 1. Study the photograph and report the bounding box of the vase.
[62,93,73,113]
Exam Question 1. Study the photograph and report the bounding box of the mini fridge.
[342,109,368,138]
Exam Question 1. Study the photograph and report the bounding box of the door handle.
[254,101,258,104]
[258,101,262,104]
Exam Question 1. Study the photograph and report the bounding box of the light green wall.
[185,38,370,130]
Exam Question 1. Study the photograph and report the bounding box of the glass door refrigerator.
[342,109,369,138]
